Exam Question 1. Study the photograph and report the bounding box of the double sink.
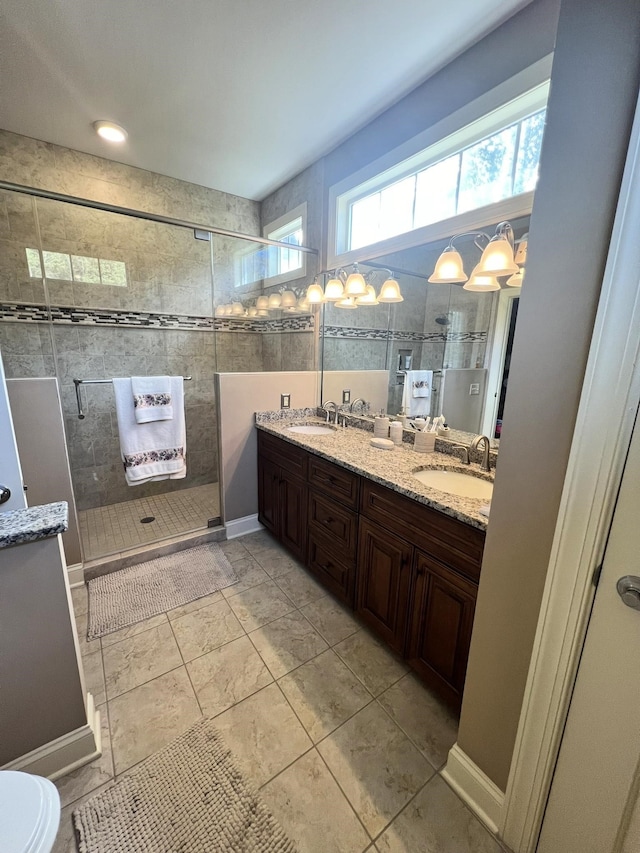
[286,423,493,501]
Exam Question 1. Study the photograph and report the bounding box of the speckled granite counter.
[0,501,69,549]
[255,416,493,530]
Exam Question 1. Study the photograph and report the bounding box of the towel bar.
[72,377,192,420]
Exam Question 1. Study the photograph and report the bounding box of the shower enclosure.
[0,185,316,564]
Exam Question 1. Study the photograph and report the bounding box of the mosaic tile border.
[324,325,487,343]
[0,303,315,333]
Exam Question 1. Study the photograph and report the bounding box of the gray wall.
[457,0,640,790]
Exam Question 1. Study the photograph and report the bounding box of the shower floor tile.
[78,483,220,562]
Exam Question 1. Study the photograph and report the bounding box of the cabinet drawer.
[258,430,307,479]
[360,479,484,582]
[307,531,355,606]
[308,455,359,508]
[309,491,358,558]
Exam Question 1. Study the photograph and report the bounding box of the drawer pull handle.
[318,561,333,571]
[324,516,334,525]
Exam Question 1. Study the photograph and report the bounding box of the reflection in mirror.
[320,215,528,440]
[212,233,318,372]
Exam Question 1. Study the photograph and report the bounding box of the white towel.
[114,377,186,485]
[402,371,432,417]
[131,375,173,423]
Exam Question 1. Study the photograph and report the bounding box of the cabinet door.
[279,471,307,563]
[356,519,412,653]
[407,551,477,710]
[257,455,280,535]
[307,530,355,606]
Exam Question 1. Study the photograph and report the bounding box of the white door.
[538,406,640,852]
[0,348,26,511]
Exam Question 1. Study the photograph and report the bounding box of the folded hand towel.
[114,377,186,485]
[402,371,432,417]
[131,375,173,423]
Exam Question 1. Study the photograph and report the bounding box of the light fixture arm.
[448,230,491,252]
[493,221,515,249]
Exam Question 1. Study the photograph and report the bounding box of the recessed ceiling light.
[92,120,128,143]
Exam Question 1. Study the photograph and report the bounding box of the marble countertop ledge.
[0,501,69,549]
[255,416,493,530]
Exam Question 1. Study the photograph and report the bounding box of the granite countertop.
[255,414,493,530]
[0,501,69,549]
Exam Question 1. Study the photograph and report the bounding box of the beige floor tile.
[103,621,183,699]
[275,567,327,608]
[82,648,106,706]
[378,674,458,769]
[71,585,88,617]
[74,609,102,657]
[218,538,250,562]
[52,782,115,853]
[249,611,328,679]
[260,749,370,853]
[54,705,113,808]
[375,775,503,853]
[109,668,201,774]
[221,555,270,598]
[240,530,280,554]
[253,549,304,578]
[335,631,409,696]
[300,596,361,645]
[186,635,273,716]
[278,649,372,742]
[318,702,434,838]
[171,598,244,662]
[167,590,223,621]
[213,683,312,787]
[226,579,295,631]
[100,612,169,648]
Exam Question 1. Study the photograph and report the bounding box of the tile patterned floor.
[78,482,220,561]
[54,531,506,853]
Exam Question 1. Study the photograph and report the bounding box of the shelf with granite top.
[0,501,69,549]
[255,413,493,530]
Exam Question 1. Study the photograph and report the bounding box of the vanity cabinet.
[257,432,308,562]
[256,429,485,710]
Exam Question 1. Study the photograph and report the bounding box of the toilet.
[0,771,61,853]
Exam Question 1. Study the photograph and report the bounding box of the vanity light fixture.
[306,278,325,304]
[475,222,519,277]
[343,263,368,297]
[267,292,282,309]
[256,295,269,310]
[428,248,468,284]
[231,301,245,316]
[514,234,528,266]
[247,306,258,317]
[462,265,501,292]
[324,275,345,302]
[378,275,404,303]
[355,284,379,306]
[281,290,297,308]
[93,120,128,143]
[429,221,525,290]
[506,267,525,287]
[335,295,358,309]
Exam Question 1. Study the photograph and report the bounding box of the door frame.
[481,286,520,438]
[500,87,640,852]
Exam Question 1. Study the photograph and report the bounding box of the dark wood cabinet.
[407,551,477,709]
[356,519,412,654]
[257,428,485,710]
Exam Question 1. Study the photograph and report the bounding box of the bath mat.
[87,542,238,639]
[73,718,297,853]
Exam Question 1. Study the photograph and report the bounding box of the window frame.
[261,202,308,286]
[327,57,552,270]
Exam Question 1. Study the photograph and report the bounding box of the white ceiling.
[0,0,532,201]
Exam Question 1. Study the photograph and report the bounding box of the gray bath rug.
[73,718,297,852]
[87,542,238,639]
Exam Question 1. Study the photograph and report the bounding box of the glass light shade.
[215,305,226,317]
[476,237,519,277]
[281,289,297,307]
[356,284,379,305]
[256,295,269,310]
[248,306,258,317]
[378,277,403,303]
[296,295,310,311]
[231,302,245,315]
[306,282,325,304]
[335,296,358,309]
[324,276,344,301]
[506,268,525,287]
[428,248,467,283]
[256,309,269,317]
[344,267,367,296]
[267,292,282,309]
[514,238,528,265]
[463,264,501,292]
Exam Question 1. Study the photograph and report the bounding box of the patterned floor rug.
[87,542,237,639]
[73,718,297,852]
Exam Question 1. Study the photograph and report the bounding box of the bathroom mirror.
[320,214,529,440]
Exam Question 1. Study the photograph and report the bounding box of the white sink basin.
[287,425,335,436]
[413,468,493,500]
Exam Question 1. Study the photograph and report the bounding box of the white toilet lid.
[0,771,61,853]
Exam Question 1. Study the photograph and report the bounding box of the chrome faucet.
[470,434,492,471]
[322,400,338,424]
[350,398,366,413]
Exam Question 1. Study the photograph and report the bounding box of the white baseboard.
[225,514,264,539]
[1,692,101,780]
[442,743,505,835]
[67,563,85,587]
